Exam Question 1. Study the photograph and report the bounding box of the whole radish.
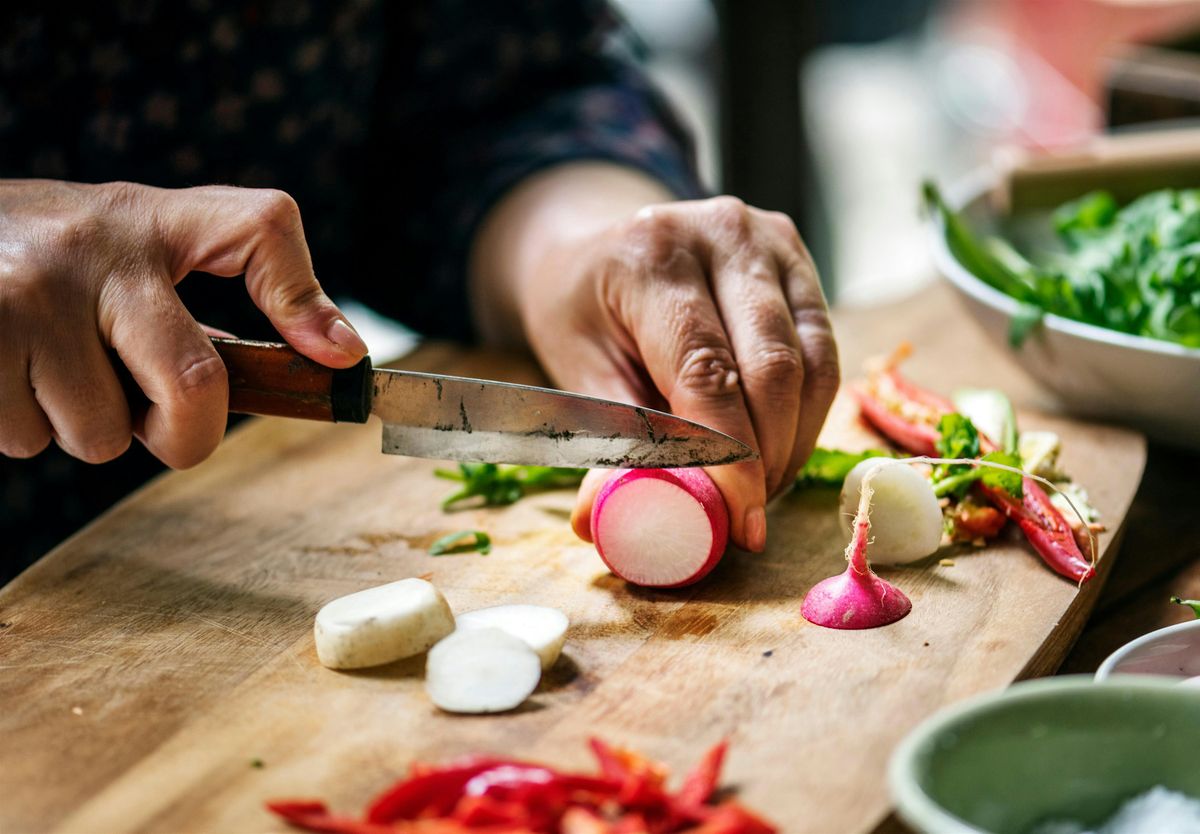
[803,464,912,630]
[590,468,729,588]
[840,459,943,565]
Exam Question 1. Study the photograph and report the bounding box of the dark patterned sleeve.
[366,0,706,342]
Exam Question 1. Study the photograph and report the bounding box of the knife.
[211,338,755,469]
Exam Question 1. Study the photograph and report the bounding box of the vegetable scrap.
[1171,597,1200,619]
[266,738,777,834]
[926,183,1200,349]
[436,464,587,510]
[430,531,492,556]
[844,344,1100,583]
[795,448,891,487]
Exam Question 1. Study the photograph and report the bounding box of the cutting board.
[0,287,1147,834]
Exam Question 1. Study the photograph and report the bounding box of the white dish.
[1094,618,1200,682]
[929,175,1200,449]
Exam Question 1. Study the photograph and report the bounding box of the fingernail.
[326,318,368,356]
[745,505,767,553]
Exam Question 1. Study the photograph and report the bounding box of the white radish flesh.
[591,468,729,588]
[455,604,568,670]
[314,578,455,670]
[425,628,541,714]
[840,459,943,564]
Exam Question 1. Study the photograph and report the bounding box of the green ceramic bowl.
[889,677,1200,834]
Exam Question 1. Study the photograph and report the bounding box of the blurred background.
[612,0,1200,305]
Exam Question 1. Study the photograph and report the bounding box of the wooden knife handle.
[211,338,373,424]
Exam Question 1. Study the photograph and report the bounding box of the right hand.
[0,180,367,468]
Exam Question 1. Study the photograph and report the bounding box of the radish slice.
[425,628,542,714]
[803,465,912,630]
[839,459,943,565]
[590,468,729,588]
[455,604,568,670]
[314,578,456,669]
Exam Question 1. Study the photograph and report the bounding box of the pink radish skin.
[591,468,729,588]
[802,465,912,630]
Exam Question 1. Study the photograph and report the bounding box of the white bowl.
[1094,618,1200,684]
[929,175,1200,449]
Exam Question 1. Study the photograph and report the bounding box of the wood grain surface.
[0,285,1150,834]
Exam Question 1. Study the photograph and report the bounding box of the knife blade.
[212,338,755,469]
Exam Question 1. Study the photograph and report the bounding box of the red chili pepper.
[978,478,1095,582]
[266,799,404,834]
[674,741,728,808]
[949,499,1007,542]
[365,757,511,823]
[685,802,777,834]
[854,356,1094,584]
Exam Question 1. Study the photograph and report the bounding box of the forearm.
[468,162,675,347]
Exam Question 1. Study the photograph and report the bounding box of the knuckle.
[746,342,804,383]
[621,207,687,262]
[247,188,301,233]
[171,353,228,400]
[269,280,325,316]
[706,195,751,237]
[676,340,741,399]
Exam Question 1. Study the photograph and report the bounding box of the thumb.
[156,185,367,368]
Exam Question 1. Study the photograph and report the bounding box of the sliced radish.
[425,628,542,714]
[314,578,455,670]
[839,459,943,565]
[590,468,729,588]
[455,604,568,670]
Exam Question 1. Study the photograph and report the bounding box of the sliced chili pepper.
[851,384,941,456]
[587,738,668,808]
[855,358,1093,583]
[686,802,777,834]
[365,758,510,823]
[675,741,728,808]
[979,478,1094,582]
[949,499,1007,542]
[266,798,403,834]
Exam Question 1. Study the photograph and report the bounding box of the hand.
[471,165,838,553]
[0,179,367,468]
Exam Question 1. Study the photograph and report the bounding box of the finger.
[776,231,840,484]
[107,277,229,469]
[627,244,767,552]
[705,249,804,500]
[571,469,612,543]
[0,351,53,459]
[28,332,131,464]
[156,186,367,368]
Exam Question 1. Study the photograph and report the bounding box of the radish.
[590,468,729,588]
[314,578,456,669]
[803,465,912,630]
[455,604,569,670]
[839,459,943,565]
[425,628,542,714]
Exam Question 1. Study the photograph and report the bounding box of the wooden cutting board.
[0,286,1146,834]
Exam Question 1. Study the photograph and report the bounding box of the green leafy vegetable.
[926,182,1200,350]
[435,463,587,510]
[930,414,1022,499]
[1171,597,1200,618]
[795,448,892,488]
[429,530,492,556]
[952,388,1019,455]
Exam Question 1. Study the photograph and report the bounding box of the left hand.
[497,192,839,553]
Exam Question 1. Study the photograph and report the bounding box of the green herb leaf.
[978,451,1023,498]
[438,463,586,510]
[1171,597,1200,619]
[928,181,1200,351]
[795,448,892,488]
[429,530,492,556]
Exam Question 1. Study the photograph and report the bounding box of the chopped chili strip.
[267,741,776,834]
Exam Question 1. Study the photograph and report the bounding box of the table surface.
[1,282,1196,834]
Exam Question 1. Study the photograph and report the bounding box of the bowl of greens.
[926,177,1200,448]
